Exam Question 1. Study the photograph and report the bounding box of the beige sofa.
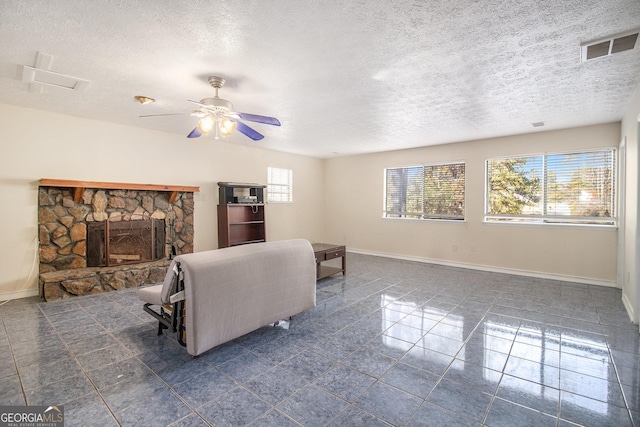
[137,239,317,356]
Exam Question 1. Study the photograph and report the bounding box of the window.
[485,149,616,225]
[267,167,292,203]
[384,162,465,220]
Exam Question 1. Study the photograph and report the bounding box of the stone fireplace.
[38,179,199,301]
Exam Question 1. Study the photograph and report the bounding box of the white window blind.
[384,162,465,220]
[486,149,616,225]
[267,167,293,203]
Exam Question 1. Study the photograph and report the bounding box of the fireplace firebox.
[87,217,165,267]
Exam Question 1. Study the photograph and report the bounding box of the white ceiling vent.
[21,52,90,93]
[581,30,639,62]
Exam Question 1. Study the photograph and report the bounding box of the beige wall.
[621,82,640,323]
[324,123,621,286]
[0,103,325,300]
[1,100,635,309]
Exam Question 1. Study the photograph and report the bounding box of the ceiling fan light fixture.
[219,118,237,137]
[197,115,214,134]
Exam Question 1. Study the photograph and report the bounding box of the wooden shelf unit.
[217,204,266,248]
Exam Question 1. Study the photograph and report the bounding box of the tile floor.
[1,253,639,426]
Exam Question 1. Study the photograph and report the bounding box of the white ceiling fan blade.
[139,112,191,118]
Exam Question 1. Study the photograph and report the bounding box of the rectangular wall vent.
[21,52,90,93]
[581,30,639,62]
[22,66,91,92]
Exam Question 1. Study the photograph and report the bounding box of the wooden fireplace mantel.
[40,179,200,204]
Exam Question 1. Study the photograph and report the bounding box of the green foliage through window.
[385,162,465,220]
[486,149,615,225]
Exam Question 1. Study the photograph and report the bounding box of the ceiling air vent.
[581,30,639,62]
[21,52,90,93]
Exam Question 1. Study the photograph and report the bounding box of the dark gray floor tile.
[26,374,95,406]
[380,361,439,398]
[278,385,348,427]
[559,368,624,405]
[167,413,210,427]
[249,338,303,364]
[199,386,271,427]
[197,338,250,365]
[456,346,509,372]
[100,372,169,412]
[114,387,193,427]
[156,357,216,386]
[65,331,119,356]
[354,381,422,426]
[443,359,502,394]
[384,320,428,345]
[418,332,464,357]
[504,355,560,389]
[407,402,481,427]
[622,382,640,413]
[63,391,117,427]
[426,378,492,423]
[0,374,26,405]
[510,340,560,367]
[217,351,275,384]
[244,366,308,404]
[366,333,414,359]
[465,332,514,355]
[87,356,150,389]
[496,374,559,416]
[315,364,376,402]
[248,409,300,427]
[280,349,335,381]
[611,349,640,387]
[0,348,17,378]
[310,334,362,361]
[327,405,391,427]
[560,390,633,427]
[401,345,454,375]
[172,366,237,407]
[486,397,557,427]
[342,348,397,378]
[19,356,83,390]
[12,337,69,363]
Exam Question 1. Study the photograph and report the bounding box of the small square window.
[267,167,293,203]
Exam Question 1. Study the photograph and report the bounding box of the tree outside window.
[486,149,615,225]
[385,162,465,220]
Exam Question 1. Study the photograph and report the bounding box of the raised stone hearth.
[38,179,199,301]
[40,259,170,301]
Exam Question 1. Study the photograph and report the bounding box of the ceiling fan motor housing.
[199,97,233,113]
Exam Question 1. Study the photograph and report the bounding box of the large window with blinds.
[267,167,293,203]
[384,162,465,220]
[485,148,616,225]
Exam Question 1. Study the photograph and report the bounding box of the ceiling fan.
[140,76,280,141]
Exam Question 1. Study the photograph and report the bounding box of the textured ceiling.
[1,0,639,158]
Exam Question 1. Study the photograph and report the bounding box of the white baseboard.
[621,292,637,323]
[347,248,618,288]
[0,288,39,302]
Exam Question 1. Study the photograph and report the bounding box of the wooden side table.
[311,243,346,280]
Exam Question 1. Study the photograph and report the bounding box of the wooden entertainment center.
[217,182,266,248]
